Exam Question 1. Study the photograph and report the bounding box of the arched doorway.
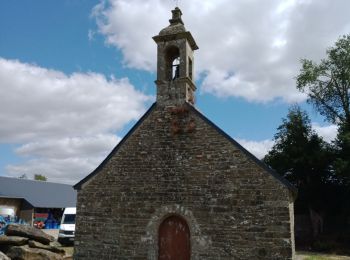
[158,215,191,260]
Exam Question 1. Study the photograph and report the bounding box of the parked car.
[58,207,76,245]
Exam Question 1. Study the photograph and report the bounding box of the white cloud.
[237,122,339,159]
[15,135,120,159]
[5,135,121,184]
[0,57,151,184]
[312,123,338,143]
[6,157,100,185]
[93,0,350,102]
[88,29,96,41]
[237,139,274,159]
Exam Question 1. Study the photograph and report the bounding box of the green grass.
[303,256,332,260]
[297,251,350,260]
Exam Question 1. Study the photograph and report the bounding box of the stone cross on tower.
[153,7,198,106]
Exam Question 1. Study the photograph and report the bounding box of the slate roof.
[74,102,296,196]
[0,176,77,208]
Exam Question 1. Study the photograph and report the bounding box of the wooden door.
[158,215,191,260]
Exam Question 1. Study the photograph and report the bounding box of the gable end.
[74,103,157,190]
[187,103,297,196]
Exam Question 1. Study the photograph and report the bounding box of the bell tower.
[153,7,199,106]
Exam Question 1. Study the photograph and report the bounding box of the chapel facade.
[74,8,296,260]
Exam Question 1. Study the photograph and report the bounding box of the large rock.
[28,240,65,255]
[0,235,28,246]
[6,245,63,260]
[0,251,10,260]
[5,224,54,245]
[50,241,62,248]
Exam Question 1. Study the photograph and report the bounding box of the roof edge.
[0,176,73,186]
[0,196,34,207]
[186,103,297,196]
[74,103,157,190]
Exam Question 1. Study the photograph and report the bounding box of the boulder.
[0,235,28,246]
[5,224,54,245]
[50,241,62,248]
[0,251,10,260]
[6,245,63,260]
[0,246,9,255]
[28,240,65,255]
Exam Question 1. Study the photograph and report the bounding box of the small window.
[62,214,76,224]
[188,58,193,80]
[165,46,180,81]
[172,57,180,80]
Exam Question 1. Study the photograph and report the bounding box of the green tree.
[34,174,47,181]
[333,123,350,185]
[296,34,350,126]
[296,34,350,185]
[264,106,332,189]
[263,106,333,237]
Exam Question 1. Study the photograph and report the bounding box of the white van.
[58,207,76,245]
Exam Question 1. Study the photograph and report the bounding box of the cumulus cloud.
[237,139,274,159]
[88,29,96,41]
[93,0,350,102]
[0,58,151,183]
[6,134,121,184]
[237,123,338,159]
[15,135,121,159]
[7,157,103,184]
[312,123,338,143]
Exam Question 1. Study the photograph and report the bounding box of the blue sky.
[0,0,348,183]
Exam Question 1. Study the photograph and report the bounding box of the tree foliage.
[263,106,332,213]
[34,174,47,181]
[297,34,350,186]
[296,34,350,126]
[333,123,350,185]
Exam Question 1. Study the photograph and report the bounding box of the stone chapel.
[74,7,296,260]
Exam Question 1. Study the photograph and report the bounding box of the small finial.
[169,6,183,25]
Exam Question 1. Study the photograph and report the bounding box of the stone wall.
[74,103,295,259]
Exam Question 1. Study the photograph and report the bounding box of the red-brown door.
[158,215,191,260]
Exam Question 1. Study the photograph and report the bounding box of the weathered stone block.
[0,235,28,246]
[0,251,10,260]
[28,240,65,255]
[6,245,63,260]
[5,224,54,245]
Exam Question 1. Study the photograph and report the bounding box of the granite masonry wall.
[74,102,295,259]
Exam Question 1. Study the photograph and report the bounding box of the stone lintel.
[153,32,199,50]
